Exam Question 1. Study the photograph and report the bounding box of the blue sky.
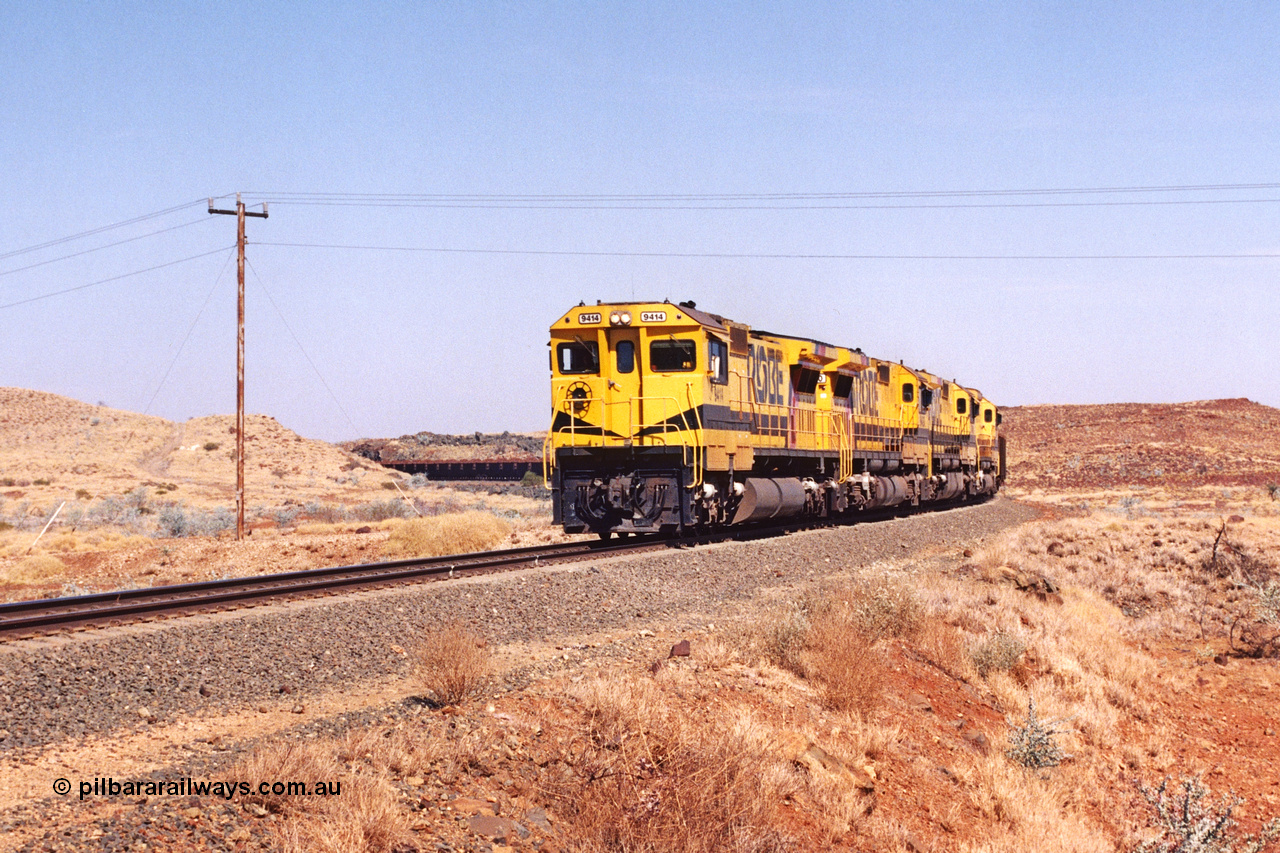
[2,2,1277,441]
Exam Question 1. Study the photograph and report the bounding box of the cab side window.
[956,398,967,415]
[708,339,728,384]
[833,374,854,399]
[557,341,599,374]
[902,382,914,404]
[984,407,993,423]
[651,339,696,372]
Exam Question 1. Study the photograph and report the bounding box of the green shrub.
[203,441,220,451]
[1005,697,1067,769]
[1132,776,1280,853]
[352,499,414,522]
[157,505,235,538]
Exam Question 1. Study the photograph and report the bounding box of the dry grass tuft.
[231,739,411,853]
[693,636,739,670]
[915,617,979,681]
[744,573,921,714]
[232,741,342,813]
[2,554,66,585]
[960,754,1112,852]
[753,601,812,674]
[802,612,889,715]
[335,726,442,778]
[274,774,409,853]
[803,574,920,713]
[414,623,491,705]
[382,510,512,558]
[970,630,1027,677]
[556,675,799,852]
[825,571,924,643]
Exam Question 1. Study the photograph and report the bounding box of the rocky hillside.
[1000,398,1280,490]
[0,387,394,508]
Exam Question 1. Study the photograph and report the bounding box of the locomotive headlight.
[609,311,622,325]
[620,311,632,325]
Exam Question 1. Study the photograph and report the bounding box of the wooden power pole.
[208,193,268,541]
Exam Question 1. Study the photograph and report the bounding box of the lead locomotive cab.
[546,301,727,536]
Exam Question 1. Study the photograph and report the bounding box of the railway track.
[0,498,980,641]
[0,538,664,641]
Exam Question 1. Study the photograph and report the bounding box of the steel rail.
[0,496,985,641]
[0,538,652,640]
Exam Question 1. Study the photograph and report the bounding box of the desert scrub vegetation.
[970,629,1028,677]
[414,623,491,705]
[1130,776,1280,853]
[551,676,797,852]
[965,513,1280,651]
[801,575,921,714]
[916,567,1153,751]
[382,510,512,558]
[960,751,1113,853]
[1,554,66,586]
[231,740,413,853]
[156,504,235,538]
[1004,697,1068,769]
[551,666,891,850]
[229,654,896,852]
[745,569,922,715]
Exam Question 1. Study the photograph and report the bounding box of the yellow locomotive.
[545,301,1003,537]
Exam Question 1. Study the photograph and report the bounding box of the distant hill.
[0,388,395,507]
[344,400,1280,491]
[10,388,1274,504]
[1000,398,1280,490]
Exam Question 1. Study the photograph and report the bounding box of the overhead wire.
[242,183,1280,210]
[140,247,237,417]
[256,241,1280,261]
[248,197,1280,211]
[245,257,365,439]
[0,198,219,262]
[0,218,214,279]
[0,246,235,311]
[246,181,1280,199]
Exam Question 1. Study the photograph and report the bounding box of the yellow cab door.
[899,375,920,434]
[605,327,642,442]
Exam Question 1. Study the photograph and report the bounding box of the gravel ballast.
[0,498,1037,752]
